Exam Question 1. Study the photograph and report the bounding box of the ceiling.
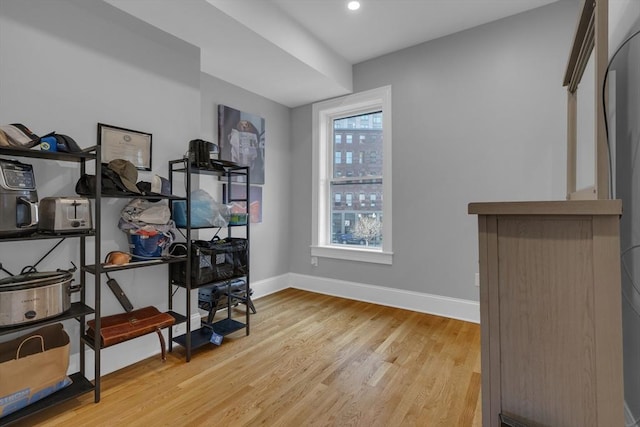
[105,0,559,107]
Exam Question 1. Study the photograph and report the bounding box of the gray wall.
[0,0,201,375]
[290,1,577,301]
[0,0,290,376]
[199,73,291,283]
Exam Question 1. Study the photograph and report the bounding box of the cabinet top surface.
[468,199,622,216]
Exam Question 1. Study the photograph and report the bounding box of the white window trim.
[311,85,393,265]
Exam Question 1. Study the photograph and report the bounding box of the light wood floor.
[16,288,482,427]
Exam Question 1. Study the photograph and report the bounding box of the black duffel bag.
[169,237,248,287]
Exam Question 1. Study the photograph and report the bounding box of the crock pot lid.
[0,271,72,289]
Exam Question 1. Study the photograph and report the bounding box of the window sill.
[310,245,393,265]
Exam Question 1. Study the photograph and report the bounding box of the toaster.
[38,197,92,233]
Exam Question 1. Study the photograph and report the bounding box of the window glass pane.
[330,181,383,247]
[333,111,382,179]
[330,110,384,247]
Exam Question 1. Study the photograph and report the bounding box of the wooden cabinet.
[468,200,624,427]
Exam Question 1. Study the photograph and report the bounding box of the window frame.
[311,85,393,265]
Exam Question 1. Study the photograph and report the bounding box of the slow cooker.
[0,271,77,327]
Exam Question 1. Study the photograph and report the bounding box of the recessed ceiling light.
[347,1,360,11]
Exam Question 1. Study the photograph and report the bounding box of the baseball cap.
[0,124,40,149]
[107,159,141,194]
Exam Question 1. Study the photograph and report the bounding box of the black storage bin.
[170,238,248,287]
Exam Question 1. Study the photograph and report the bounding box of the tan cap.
[108,159,141,194]
[0,130,8,147]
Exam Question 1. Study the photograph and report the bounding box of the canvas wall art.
[230,184,263,224]
[218,105,265,185]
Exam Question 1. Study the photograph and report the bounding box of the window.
[335,134,342,144]
[312,86,393,264]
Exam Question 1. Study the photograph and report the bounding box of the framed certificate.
[98,123,152,170]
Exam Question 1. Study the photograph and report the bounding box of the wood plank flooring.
[15,288,481,427]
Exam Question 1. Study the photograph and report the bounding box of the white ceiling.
[105,0,559,107]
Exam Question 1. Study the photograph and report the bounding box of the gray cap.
[108,159,141,194]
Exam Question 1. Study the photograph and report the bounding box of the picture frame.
[98,123,152,170]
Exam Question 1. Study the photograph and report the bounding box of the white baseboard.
[251,273,290,299]
[287,273,480,324]
[171,312,204,336]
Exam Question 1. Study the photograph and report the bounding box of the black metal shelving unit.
[82,161,189,402]
[0,146,98,426]
[0,373,94,426]
[81,257,189,353]
[168,159,251,361]
[81,257,190,354]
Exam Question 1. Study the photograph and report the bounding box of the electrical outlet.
[172,313,202,336]
[475,272,480,287]
[172,322,186,336]
[311,256,318,266]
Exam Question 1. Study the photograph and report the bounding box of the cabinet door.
[497,216,596,426]
[479,213,622,427]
